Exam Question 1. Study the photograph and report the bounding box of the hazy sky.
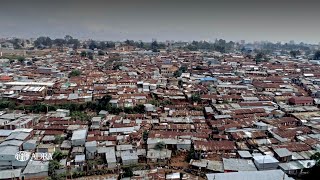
[0,0,319,43]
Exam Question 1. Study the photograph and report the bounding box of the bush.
[72,171,85,178]
[70,111,90,121]
[123,167,133,177]
[0,101,16,110]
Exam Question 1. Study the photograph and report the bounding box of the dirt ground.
[170,151,189,169]
[72,174,117,180]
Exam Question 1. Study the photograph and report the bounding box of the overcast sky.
[0,0,319,43]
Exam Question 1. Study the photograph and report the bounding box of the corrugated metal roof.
[223,158,257,171]
[274,148,292,157]
[253,155,279,164]
[238,150,253,158]
[71,129,87,141]
[206,170,293,180]
[0,169,21,179]
[22,160,49,175]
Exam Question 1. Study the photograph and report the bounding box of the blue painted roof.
[200,77,217,81]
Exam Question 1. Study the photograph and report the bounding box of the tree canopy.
[314,51,320,60]
[183,40,235,53]
[52,150,64,161]
[311,152,320,166]
[289,50,301,58]
[123,167,133,177]
[34,36,52,48]
[174,66,187,77]
[48,160,61,177]
[190,94,201,103]
[69,70,81,77]
[154,141,165,150]
[254,52,269,63]
[302,152,320,179]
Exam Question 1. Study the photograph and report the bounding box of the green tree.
[88,41,98,50]
[190,94,201,103]
[289,50,300,58]
[69,70,81,77]
[80,51,87,57]
[97,95,112,109]
[59,103,79,111]
[311,152,320,166]
[151,40,158,49]
[255,52,265,64]
[54,136,64,145]
[302,152,320,179]
[72,171,85,178]
[154,141,165,150]
[0,101,16,110]
[18,56,25,64]
[70,111,90,121]
[152,48,160,52]
[10,38,23,49]
[86,101,97,110]
[88,52,94,60]
[125,39,135,46]
[71,39,81,49]
[113,62,122,70]
[185,143,195,162]
[53,39,66,47]
[133,104,145,114]
[98,50,105,56]
[160,100,172,106]
[108,106,122,115]
[123,167,133,177]
[149,99,160,107]
[63,36,81,50]
[174,66,187,77]
[48,160,61,176]
[34,36,52,48]
[143,131,149,142]
[314,51,320,60]
[138,41,144,48]
[52,150,64,161]
[178,80,183,88]
[106,42,115,48]
[64,35,73,42]
[99,42,107,50]
[32,103,47,113]
[124,107,134,114]
[8,101,16,109]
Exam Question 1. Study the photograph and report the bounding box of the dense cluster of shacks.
[0,47,320,180]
